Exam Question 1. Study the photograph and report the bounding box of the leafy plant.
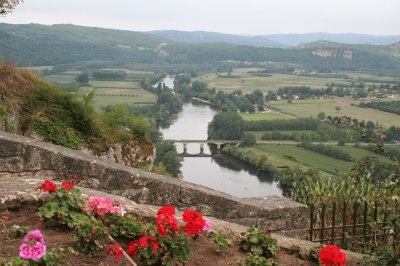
[244,254,275,266]
[362,245,400,266]
[104,214,143,239]
[208,231,233,255]
[241,227,280,265]
[7,225,29,239]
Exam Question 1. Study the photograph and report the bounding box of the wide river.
[160,101,282,198]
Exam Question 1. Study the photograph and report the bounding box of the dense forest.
[1,23,400,74]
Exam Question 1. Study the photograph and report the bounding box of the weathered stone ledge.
[0,130,307,238]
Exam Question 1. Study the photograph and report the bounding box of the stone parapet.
[0,130,308,238]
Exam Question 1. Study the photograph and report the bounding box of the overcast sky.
[2,0,400,35]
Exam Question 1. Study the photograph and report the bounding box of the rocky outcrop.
[99,140,155,171]
[311,49,352,59]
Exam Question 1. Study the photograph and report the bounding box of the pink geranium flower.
[19,230,46,261]
[85,196,125,216]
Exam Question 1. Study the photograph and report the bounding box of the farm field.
[79,86,156,111]
[240,143,393,175]
[196,68,399,93]
[252,144,354,174]
[245,130,315,140]
[89,80,140,89]
[335,145,391,163]
[195,72,352,93]
[240,111,294,121]
[44,74,76,84]
[268,98,400,127]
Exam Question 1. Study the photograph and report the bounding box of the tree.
[208,112,244,140]
[155,141,182,177]
[241,133,256,146]
[335,106,341,112]
[0,0,21,15]
[318,112,326,120]
[75,72,89,84]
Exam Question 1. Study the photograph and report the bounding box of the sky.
[2,0,400,35]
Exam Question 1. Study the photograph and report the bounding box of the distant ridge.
[151,30,400,47]
[150,30,286,48]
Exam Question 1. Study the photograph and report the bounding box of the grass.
[195,71,355,93]
[240,112,293,121]
[335,145,391,163]
[79,87,156,111]
[245,130,315,140]
[253,144,354,174]
[268,97,400,127]
[44,74,76,84]
[89,80,140,89]
[239,143,393,175]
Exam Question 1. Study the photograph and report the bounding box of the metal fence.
[309,200,398,253]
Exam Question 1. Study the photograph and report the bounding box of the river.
[157,75,282,197]
[160,101,282,198]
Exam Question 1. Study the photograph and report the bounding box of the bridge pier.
[183,143,187,154]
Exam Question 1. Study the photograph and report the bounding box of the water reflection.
[160,102,282,198]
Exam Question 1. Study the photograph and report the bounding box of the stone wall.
[0,130,308,238]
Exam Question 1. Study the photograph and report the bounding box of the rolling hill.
[1,23,400,74]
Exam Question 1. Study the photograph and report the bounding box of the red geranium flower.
[182,209,205,235]
[62,181,74,190]
[157,205,175,216]
[156,205,179,236]
[36,180,57,192]
[319,244,346,266]
[106,244,123,263]
[126,240,139,255]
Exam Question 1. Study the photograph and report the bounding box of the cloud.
[3,0,400,35]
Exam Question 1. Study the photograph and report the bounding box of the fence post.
[352,201,358,240]
[341,201,347,248]
[331,202,336,244]
[363,201,368,251]
[321,203,326,243]
[310,204,314,241]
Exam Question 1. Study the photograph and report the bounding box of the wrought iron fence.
[308,199,399,253]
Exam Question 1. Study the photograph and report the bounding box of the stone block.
[0,139,23,157]
[23,146,43,170]
[0,157,24,172]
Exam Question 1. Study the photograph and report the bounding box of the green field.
[79,87,156,111]
[195,68,359,93]
[242,144,390,175]
[89,80,140,89]
[44,74,76,84]
[268,98,400,127]
[240,111,294,121]
[245,130,315,140]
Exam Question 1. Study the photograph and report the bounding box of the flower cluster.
[319,244,346,266]
[62,175,81,190]
[36,180,57,193]
[19,230,46,261]
[202,220,212,232]
[182,209,206,235]
[106,244,123,263]
[156,205,179,236]
[127,235,160,256]
[85,196,125,216]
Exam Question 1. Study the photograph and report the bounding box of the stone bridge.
[0,131,308,238]
[166,139,239,156]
